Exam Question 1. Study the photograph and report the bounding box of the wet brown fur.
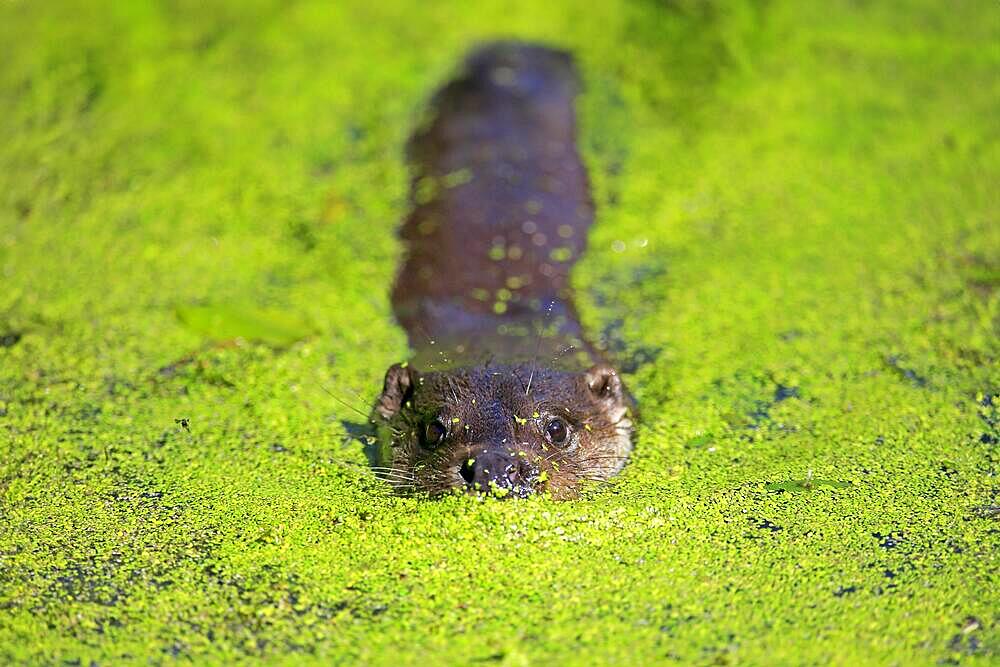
[373,42,634,498]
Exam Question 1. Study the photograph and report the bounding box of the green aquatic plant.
[0,0,997,664]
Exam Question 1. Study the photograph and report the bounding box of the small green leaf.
[175,304,314,347]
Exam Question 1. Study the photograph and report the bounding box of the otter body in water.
[372,43,633,498]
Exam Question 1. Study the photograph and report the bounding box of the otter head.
[371,362,633,499]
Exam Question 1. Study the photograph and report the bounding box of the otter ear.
[376,363,419,419]
[585,363,623,402]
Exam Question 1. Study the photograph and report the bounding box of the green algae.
[1,0,998,664]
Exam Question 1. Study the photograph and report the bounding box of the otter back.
[392,43,596,369]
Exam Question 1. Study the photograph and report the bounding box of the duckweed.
[1,0,997,664]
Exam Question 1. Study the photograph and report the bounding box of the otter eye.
[544,417,570,446]
[423,420,447,449]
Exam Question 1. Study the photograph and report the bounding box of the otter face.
[371,362,633,499]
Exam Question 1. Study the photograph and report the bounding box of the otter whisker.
[316,381,371,420]
[338,382,375,410]
[524,299,556,397]
[446,376,462,405]
[573,457,628,465]
[512,368,529,395]
[576,475,611,484]
[370,471,415,479]
[541,448,572,467]
[372,470,417,481]
[371,468,417,479]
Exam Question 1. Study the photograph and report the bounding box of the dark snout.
[459,449,539,498]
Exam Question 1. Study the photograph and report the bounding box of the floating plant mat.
[0,0,997,664]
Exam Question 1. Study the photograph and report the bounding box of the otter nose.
[459,451,536,498]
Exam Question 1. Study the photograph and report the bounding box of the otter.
[370,42,634,499]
